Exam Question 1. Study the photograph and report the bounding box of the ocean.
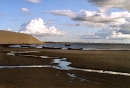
[39,43,130,50]
[10,43,130,50]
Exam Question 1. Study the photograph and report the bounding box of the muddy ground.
[0,48,130,88]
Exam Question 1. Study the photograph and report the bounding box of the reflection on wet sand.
[67,73,101,84]
[4,51,130,77]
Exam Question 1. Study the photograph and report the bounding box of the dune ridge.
[0,30,42,44]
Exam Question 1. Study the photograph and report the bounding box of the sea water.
[10,43,130,50]
[39,43,130,50]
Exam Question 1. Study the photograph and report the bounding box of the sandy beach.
[0,48,130,88]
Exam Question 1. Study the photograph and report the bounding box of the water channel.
[1,51,129,83]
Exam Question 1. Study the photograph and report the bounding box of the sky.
[0,0,130,43]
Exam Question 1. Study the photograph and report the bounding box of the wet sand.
[0,48,130,88]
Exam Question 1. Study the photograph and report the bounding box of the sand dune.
[0,30,42,44]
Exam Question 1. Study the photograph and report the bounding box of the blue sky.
[0,0,130,43]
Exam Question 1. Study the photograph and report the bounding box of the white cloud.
[82,28,130,40]
[26,0,40,3]
[45,10,130,27]
[44,10,76,17]
[74,10,130,40]
[44,1,130,41]
[20,8,32,16]
[19,18,65,36]
[46,9,130,28]
[81,35,104,39]
[21,8,29,12]
[107,31,130,39]
[87,0,130,11]
[72,10,130,27]
[46,10,130,28]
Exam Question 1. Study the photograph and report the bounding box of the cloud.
[20,8,32,16]
[82,28,130,40]
[46,9,130,28]
[87,0,130,11]
[94,29,113,38]
[44,10,76,17]
[44,2,130,40]
[118,23,130,34]
[45,10,127,27]
[80,35,104,39]
[19,18,65,36]
[72,10,130,27]
[21,8,29,12]
[26,0,40,3]
[107,31,130,39]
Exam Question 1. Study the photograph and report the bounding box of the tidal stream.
[4,51,130,77]
[0,50,129,84]
[5,51,130,76]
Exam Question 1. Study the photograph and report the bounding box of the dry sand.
[0,48,130,88]
[0,30,42,44]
